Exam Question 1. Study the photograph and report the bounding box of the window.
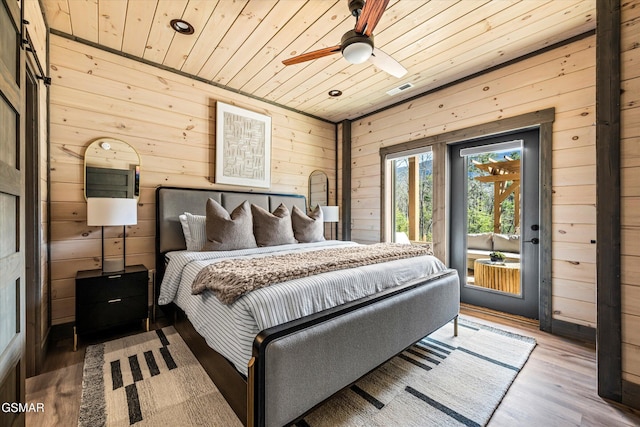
[387,149,433,243]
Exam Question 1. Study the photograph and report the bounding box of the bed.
[155,186,460,427]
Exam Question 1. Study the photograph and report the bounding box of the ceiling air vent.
[386,82,414,96]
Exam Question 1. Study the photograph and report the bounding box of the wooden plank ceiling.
[43,0,595,123]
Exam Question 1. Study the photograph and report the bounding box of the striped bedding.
[159,241,448,375]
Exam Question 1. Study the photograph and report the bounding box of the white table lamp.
[87,198,138,273]
[320,205,339,240]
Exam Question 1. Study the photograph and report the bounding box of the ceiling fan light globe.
[341,29,374,64]
[343,42,373,64]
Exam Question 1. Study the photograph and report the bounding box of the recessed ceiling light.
[170,19,194,35]
[328,90,343,97]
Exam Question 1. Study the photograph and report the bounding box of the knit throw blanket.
[192,243,433,304]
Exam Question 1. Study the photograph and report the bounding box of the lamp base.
[102,258,125,274]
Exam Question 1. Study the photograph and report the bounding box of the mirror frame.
[84,137,141,200]
[308,170,329,210]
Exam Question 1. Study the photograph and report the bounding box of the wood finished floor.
[25,308,640,427]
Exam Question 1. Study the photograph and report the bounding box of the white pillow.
[179,214,191,247]
[179,212,207,251]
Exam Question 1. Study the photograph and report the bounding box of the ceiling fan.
[282,0,407,78]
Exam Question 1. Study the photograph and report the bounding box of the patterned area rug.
[79,320,535,426]
[78,327,241,427]
[300,319,536,427]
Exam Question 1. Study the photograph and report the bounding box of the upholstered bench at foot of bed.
[249,270,460,427]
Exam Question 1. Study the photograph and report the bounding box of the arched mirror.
[308,170,328,209]
[84,137,141,200]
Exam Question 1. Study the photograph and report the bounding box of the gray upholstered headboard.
[155,186,307,255]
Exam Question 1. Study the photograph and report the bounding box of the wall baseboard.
[622,380,640,410]
[551,318,596,343]
[48,322,74,344]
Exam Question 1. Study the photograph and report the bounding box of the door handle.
[524,238,539,244]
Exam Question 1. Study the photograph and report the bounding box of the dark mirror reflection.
[84,138,140,200]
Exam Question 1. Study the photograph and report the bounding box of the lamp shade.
[320,205,339,223]
[87,198,138,226]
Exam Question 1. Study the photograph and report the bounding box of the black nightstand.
[74,264,149,350]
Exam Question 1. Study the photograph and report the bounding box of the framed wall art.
[215,101,272,188]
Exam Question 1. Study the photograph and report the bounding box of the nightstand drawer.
[76,294,148,335]
[76,270,147,304]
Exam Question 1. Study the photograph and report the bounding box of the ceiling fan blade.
[369,47,407,78]
[282,45,342,66]
[354,0,390,36]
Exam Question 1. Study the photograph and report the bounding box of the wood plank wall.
[349,36,597,328]
[24,0,49,349]
[621,0,640,388]
[48,35,336,325]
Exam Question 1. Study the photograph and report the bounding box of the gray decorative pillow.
[251,203,297,247]
[203,199,257,251]
[291,205,325,243]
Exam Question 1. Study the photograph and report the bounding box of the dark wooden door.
[0,0,26,426]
